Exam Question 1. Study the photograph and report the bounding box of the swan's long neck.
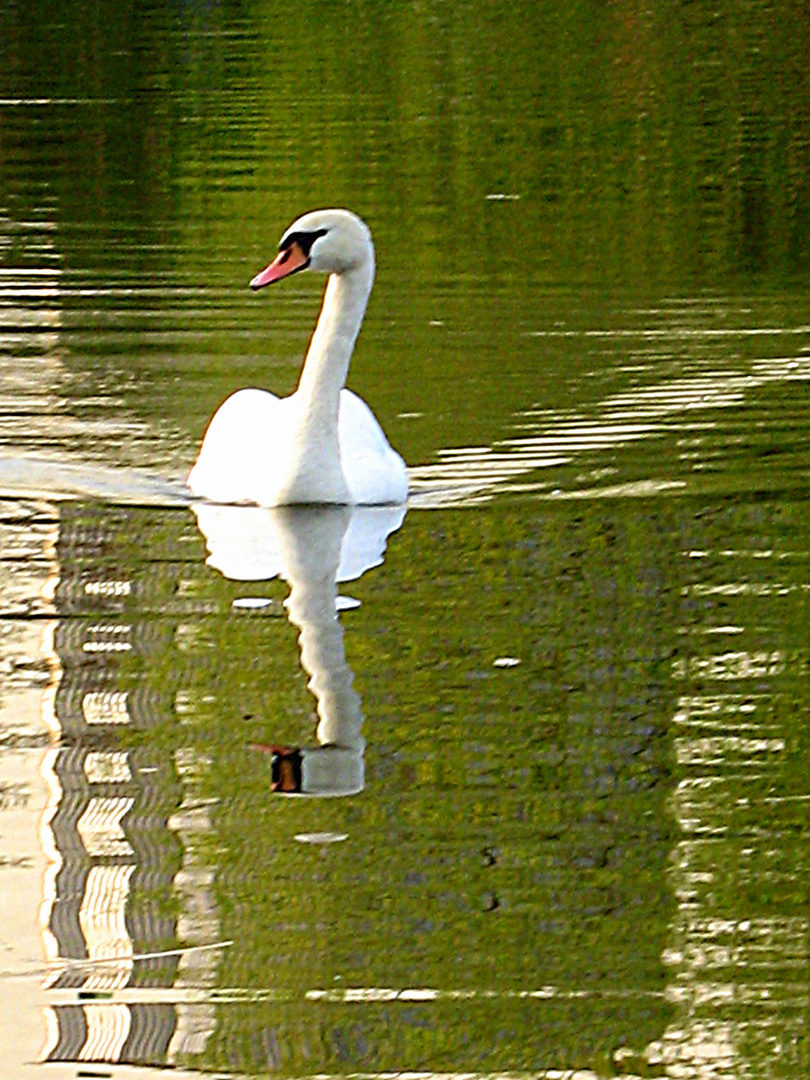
[296,256,374,424]
[280,253,373,503]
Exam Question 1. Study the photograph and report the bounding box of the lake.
[0,3,808,1078]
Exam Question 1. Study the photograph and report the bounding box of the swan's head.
[250,209,373,290]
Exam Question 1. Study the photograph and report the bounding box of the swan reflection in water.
[192,502,406,796]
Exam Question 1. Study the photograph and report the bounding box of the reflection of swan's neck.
[294,595,365,753]
[295,260,374,430]
[284,543,364,754]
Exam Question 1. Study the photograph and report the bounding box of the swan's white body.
[188,209,407,507]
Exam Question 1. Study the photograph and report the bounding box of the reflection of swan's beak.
[251,742,364,797]
[252,745,304,793]
[250,242,309,289]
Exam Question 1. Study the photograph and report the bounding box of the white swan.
[187,208,408,506]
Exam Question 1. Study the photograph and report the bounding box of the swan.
[187,208,408,506]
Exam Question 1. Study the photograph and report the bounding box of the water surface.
[0,4,808,1079]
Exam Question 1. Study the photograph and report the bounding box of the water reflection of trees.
[37,500,676,1070]
[2,2,808,284]
[0,495,799,1074]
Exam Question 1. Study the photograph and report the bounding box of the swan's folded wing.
[188,388,289,504]
[338,389,408,505]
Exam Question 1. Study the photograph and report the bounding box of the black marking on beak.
[279,227,329,257]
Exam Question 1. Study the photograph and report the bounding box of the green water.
[0,2,808,1078]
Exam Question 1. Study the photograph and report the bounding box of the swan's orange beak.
[250,241,309,289]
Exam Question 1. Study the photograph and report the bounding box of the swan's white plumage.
[188,385,407,506]
[188,209,407,507]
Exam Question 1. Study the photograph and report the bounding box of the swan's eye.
[280,228,329,257]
